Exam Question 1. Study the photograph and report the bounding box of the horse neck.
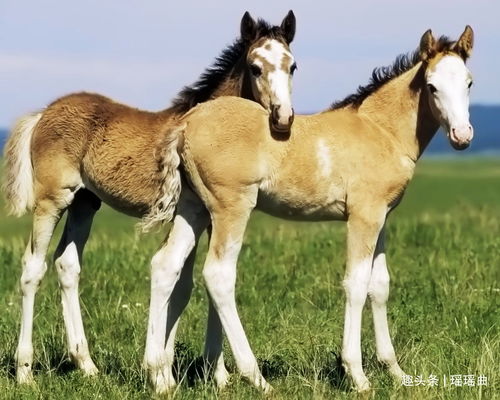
[212,58,255,100]
[161,55,255,119]
[357,63,440,161]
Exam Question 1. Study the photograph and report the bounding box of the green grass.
[0,158,499,399]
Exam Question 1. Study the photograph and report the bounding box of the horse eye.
[468,81,473,89]
[250,64,262,77]
[427,83,437,94]
[290,62,297,75]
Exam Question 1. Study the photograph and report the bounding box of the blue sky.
[1,0,498,127]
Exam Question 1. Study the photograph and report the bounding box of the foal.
[164,26,474,392]
[3,11,297,388]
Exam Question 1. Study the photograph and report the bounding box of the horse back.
[31,92,176,216]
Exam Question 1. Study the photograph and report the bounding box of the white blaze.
[253,39,294,125]
[427,55,472,138]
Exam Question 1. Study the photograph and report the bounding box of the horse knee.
[54,242,80,290]
[368,262,390,304]
[20,254,47,294]
[203,261,236,303]
[150,249,187,296]
[343,275,371,307]
[368,275,390,304]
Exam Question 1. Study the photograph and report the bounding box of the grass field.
[0,159,499,399]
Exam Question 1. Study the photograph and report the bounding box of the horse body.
[33,92,175,216]
[173,27,474,392]
[260,110,411,221]
[183,98,413,223]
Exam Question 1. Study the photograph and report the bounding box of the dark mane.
[170,19,287,113]
[330,36,456,110]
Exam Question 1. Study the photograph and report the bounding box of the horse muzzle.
[270,104,294,133]
[448,124,473,150]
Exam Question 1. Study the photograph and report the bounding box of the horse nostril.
[271,105,280,122]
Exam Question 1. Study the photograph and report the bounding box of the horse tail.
[2,112,42,217]
[138,123,186,233]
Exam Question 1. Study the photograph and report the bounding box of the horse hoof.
[82,362,99,377]
[214,369,230,389]
[152,369,177,395]
[263,382,274,394]
[390,364,406,381]
[356,380,372,393]
[16,367,34,385]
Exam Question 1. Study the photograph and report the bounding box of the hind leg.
[166,226,230,388]
[200,225,230,387]
[16,195,71,383]
[53,189,100,376]
[144,188,209,394]
[204,296,230,387]
[166,229,230,389]
[161,242,197,376]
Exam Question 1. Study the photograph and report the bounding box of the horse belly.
[256,188,347,222]
[81,156,159,218]
[81,176,152,217]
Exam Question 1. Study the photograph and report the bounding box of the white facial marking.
[427,55,473,145]
[252,59,263,69]
[253,39,292,70]
[252,39,294,127]
[316,139,332,177]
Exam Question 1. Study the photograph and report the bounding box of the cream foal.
[155,26,474,392]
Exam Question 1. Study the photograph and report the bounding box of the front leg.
[368,226,405,380]
[341,206,386,392]
[202,188,271,392]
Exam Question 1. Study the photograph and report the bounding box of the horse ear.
[453,25,474,60]
[419,29,436,62]
[280,10,296,44]
[241,11,257,42]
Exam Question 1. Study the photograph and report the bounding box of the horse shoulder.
[181,98,270,196]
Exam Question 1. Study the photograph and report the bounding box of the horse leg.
[163,236,231,387]
[368,225,405,380]
[144,189,208,394]
[162,241,196,372]
[16,190,76,383]
[168,222,230,388]
[341,206,386,392]
[53,189,100,376]
[202,188,270,392]
[199,224,229,387]
[204,295,230,387]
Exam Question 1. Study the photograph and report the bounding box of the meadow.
[0,158,498,399]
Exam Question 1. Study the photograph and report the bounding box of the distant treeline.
[429,105,500,155]
[0,105,499,155]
